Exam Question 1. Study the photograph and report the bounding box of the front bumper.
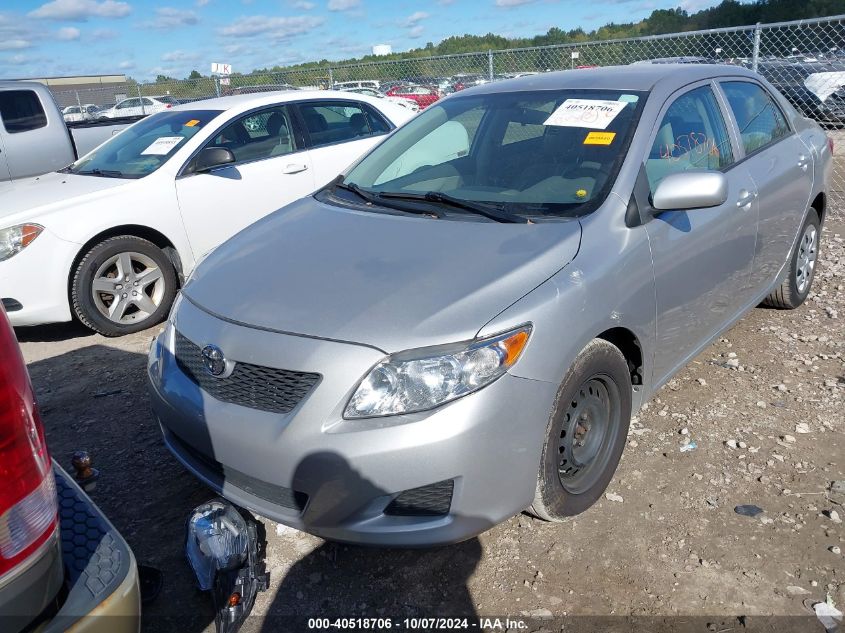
[0,228,78,327]
[148,298,558,546]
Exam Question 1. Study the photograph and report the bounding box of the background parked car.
[0,82,132,181]
[339,86,420,112]
[61,104,100,123]
[222,84,299,95]
[755,60,845,125]
[385,84,441,109]
[333,80,381,91]
[0,90,414,336]
[98,95,179,119]
[0,306,140,632]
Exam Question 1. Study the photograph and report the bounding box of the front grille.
[384,480,454,517]
[168,430,308,512]
[174,331,320,415]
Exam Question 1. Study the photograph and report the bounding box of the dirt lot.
[17,218,844,633]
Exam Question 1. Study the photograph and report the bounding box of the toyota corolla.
[148,65,831,546]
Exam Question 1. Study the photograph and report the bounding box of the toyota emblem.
[201,345,227,377]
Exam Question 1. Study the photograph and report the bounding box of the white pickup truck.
[0,81,134,181]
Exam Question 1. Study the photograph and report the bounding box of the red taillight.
[0,307,57,579]
[166,104,172,108]
[828,136,834,154]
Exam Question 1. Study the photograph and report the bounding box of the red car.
[385,85,441,109]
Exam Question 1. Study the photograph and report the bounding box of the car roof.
[172,89,387,114]
[462,64,761,96]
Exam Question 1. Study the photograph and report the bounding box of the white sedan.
[98,95,180,118]
[0,91,413,335]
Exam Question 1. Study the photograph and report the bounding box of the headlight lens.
[0,224,44,262]
[344,325,531,418]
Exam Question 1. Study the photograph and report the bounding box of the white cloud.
[56,26,80,40]
[219,15,324,39]
[437,0,455,4]
[408,25,424,38]
[401,11,429,27]
[292,0,316,8]
[118,60,134,69]
[161,50,200,62]
[494,0,535,6]
[143,7,200,29]
[92,27,117,38]
[28,0,131,21]
[196,0,210,5]
[0,39,32,50]
[327,0,360,12]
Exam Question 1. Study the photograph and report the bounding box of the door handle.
[797,154,810,171]
[282,163,308,175]
[736,190,757,208]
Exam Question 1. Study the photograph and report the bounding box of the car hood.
[183,196,582,353]
[0,171,129,228]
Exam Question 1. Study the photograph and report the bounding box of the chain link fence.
[51,14,845,212]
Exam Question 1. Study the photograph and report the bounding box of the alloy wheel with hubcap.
[795,223,817,295]
[71,235,178,336]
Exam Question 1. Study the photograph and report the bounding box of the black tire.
[762,210,821,310]
[71,236,178,337]
[530,339,632,521]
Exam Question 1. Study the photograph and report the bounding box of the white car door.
[175,105,315,259]
[293,99,395,186]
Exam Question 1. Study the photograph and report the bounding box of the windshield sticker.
[184,119,200,127]
[544,99,627,129]
[141,136,184,155]
[583,131,616,145]
[575,189,588,199]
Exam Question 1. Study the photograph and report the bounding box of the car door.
[643,82,760,385]
[293,99,394,187]
[718,80,815,290]
[175,104,315,259]
[115,98,138,117]
[0,129,10,181]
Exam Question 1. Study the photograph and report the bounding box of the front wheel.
[530,339,632,521]
[71,236,178,336]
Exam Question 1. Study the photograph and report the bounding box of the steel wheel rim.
[557,375,621,494]
[91,252,165,324]
[795,224,818,295]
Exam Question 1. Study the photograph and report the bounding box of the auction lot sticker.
[545,99,627,129]
[141,136,184,155]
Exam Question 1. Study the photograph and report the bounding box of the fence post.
[751,22,762,72]
[328,67,334,88]
[75,91,82,108]
[487,50,494,81]
[214,75,221,97]
[137,84,145,115]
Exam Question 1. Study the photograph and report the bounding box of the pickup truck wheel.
[762,210,821,310]
[529,339,632,521]
[71,236,177,336]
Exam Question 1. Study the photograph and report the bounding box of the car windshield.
[66,109,222,179]
[343,88,647,218]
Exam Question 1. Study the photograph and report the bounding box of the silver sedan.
[148,64,831,546]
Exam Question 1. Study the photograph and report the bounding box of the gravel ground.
[17,217,844,633]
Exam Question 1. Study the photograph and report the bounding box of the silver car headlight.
[344,324,532,419]
[0,224,44,262]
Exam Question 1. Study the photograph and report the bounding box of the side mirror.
[192,147,235,174]
[652,171,728,211]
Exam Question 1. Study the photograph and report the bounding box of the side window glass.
[0,90,48,134]
[300,101,385,148]
[721,81,790,154]
[207,106,296,164]
[142,98,154,106]
[645,85,734,193]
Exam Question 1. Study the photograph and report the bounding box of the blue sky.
[1,0,721,81]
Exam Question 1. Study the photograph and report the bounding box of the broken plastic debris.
[734,504,764,518]
[813,601,843,633]
[680,441,697,453]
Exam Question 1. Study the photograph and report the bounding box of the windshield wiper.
[332,180,445,219]
[377,190,529,224]
[74,168,125,178]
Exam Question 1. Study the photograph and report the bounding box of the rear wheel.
[763,210,821,310]
[530,339,632,521]
[71,236,177,336]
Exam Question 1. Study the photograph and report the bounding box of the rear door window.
[720,81,791,154]
[297,101,391,149]
[0,90,48,133]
